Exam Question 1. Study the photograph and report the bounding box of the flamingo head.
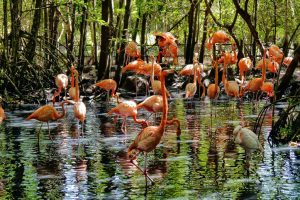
[233,125,242,136]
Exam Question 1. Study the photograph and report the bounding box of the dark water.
[0,98,300,199]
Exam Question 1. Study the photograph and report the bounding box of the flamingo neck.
[215,62,219,91]
[193,64,197,84]
[71,71,74,87]
[74,69,79,102]
[58,101,68,119]
[262,49,266,82]
[151,58,155,84]
[159,71,168,130]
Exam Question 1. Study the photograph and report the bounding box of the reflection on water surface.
[0,99,299,199]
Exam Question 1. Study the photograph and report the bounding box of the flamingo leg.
[144,153,154,184]
[107,91,110,102]
[47,122,53,141]
[81,121,84,136]
[130,159,154,184]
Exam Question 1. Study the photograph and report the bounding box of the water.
[0,98,300,199]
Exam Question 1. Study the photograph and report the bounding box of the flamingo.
[241,48,267,99]
[260,82,274,98]
[108,100,148,133]
[52,73,68,105]
[26,101,69,139]
[207,60,220,100]
[122,59,145,74]
[196,65,206,98]
[0,106,6,124]
[137,95,163,114]
[154,32,179,65]
[69,65,77,100]
[125,41,140,64]
[149,56,170,97]
[94,79,119,103]
[185,61,198,98]
[122,58,146,96]
[233,125,263,159]
[127,69,175,184]
[222,51,239,98]
[269,44,283,64]
[238,57,252,85]
[206,30,231,50]
[67,68,87,135]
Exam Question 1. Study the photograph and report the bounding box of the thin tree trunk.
[43,0,49,67]
[232,0,264,55]
[78,0,88,73]
[98,0,110,80]
[10,0,21,68]
[140,13,147,60]
[92,0,98,67]
[199,0,213,63]
[3,0,8,65]
[114,0,124,64]
[132,11,140,42]
[115,0,132,86]
[25,0,42,63]
[252,0,257,66]
[186,0,196,64]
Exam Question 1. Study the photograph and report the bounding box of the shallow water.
[0,98,299,199]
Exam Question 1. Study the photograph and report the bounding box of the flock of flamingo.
[0,30,294,184]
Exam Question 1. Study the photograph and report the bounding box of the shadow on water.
[0,99,299,199]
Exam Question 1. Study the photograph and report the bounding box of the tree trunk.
[114,0,124,64]
[140,13,147,60]
[186,0,196,64]
[65,3,75,66]
[252,0,258,66]
[232,0,264,55]
[98,0,110,80]
[78,0,88,73]
[43,0,49,67]
[199,0,213,63]
[276,45,300,99]
[10,0,21,68]
[132,10,140,42]
[92,0,98,67]
[3,0,8,66]
[25,0,42,63]
[115,0,131,86]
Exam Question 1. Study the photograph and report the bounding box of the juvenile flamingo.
[233,125,263,159]
[26,101,68,139]
[127,69,175,184]
[94,79,119,102]
[108,100,148,133]
[0,106,6,124]
[52,73,68,105]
